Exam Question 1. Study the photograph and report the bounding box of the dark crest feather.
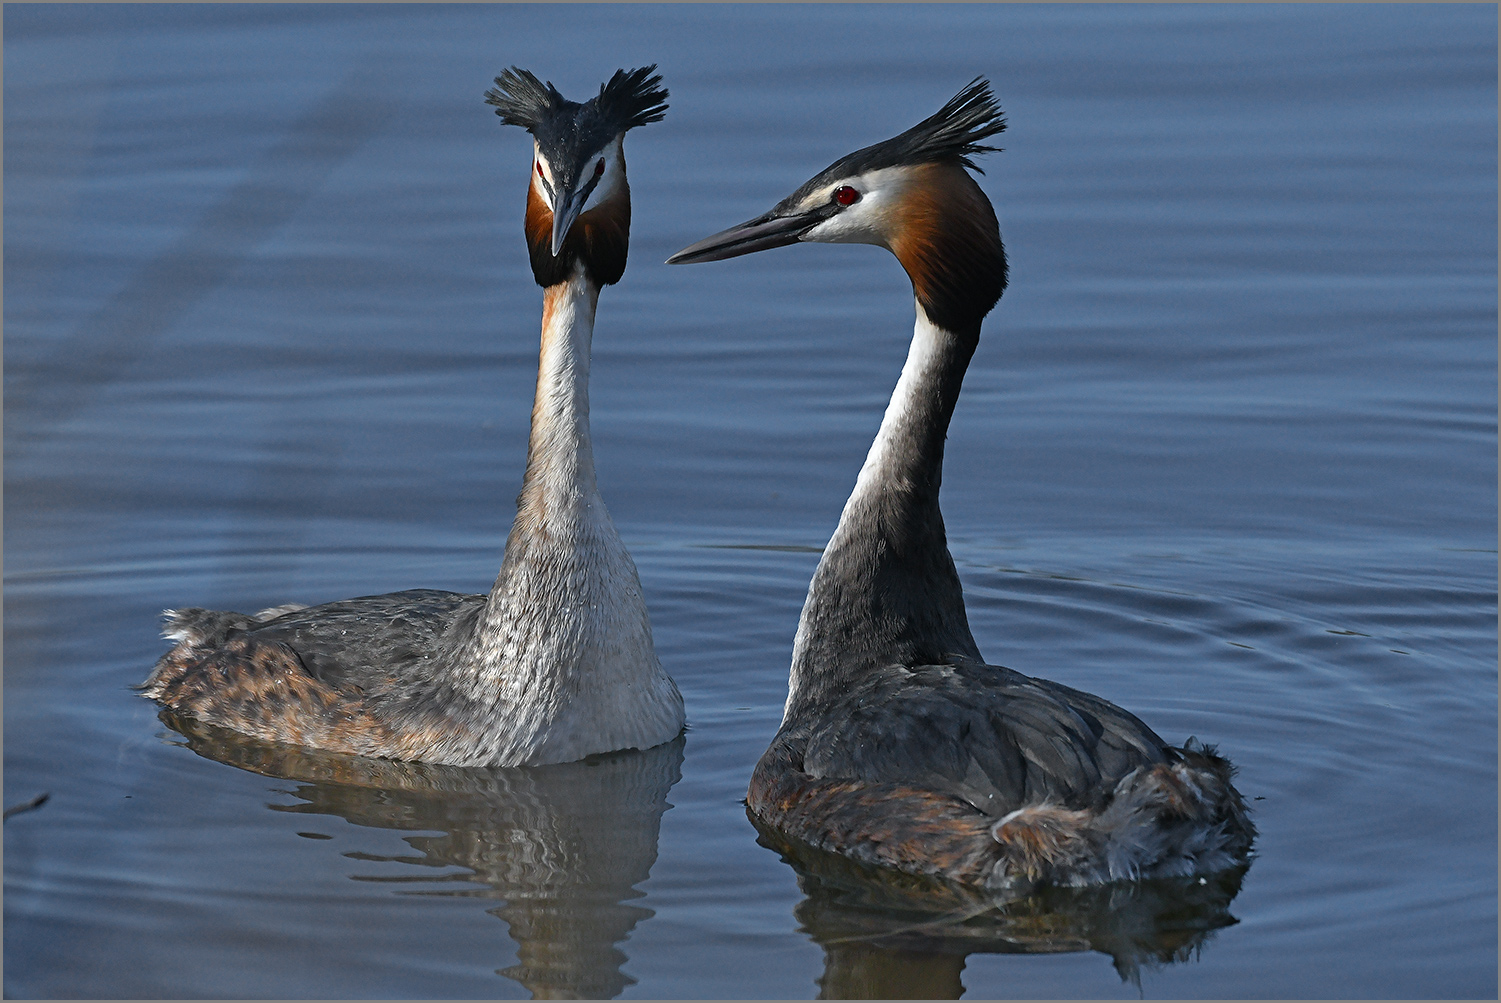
[483,67,565,130]
[902,76,1007,173]
[595,65,669,132]
[818,77,1006,183]
[484,64,667,137]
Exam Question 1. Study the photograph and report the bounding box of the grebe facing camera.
[144,67,685,767]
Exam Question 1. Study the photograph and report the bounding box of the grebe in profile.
[143,67,685,767]
[670,79,1253,893]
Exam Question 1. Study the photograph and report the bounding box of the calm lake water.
[5,4,1496,998]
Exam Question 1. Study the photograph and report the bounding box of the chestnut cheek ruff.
[526,182,632,288]
[888,162,1006,336]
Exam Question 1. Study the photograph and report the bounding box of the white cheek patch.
[580,139,626,214]
[533,136,624,217]
[805,190,894,245]
[805,211,883,245]
[580,160,612,213]
[800,166,910,246]
[533,149,558,210]
[795,184,841,214]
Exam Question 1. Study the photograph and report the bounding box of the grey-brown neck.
[784,304,983,721]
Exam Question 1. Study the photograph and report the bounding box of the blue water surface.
[5,4,1496,998]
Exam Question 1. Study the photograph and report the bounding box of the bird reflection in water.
[159,710,683,999]
[750,814,1248,999]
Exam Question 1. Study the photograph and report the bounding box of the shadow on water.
[749,814,1248,999]
[159,711,683,1000]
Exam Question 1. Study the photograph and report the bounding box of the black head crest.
[483,67,566,130]
[886,76,1006,173]
[795,78,1005,198]
[594,66,669,132]
[484,65,667,148]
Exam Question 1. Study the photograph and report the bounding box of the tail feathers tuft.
[160,608,257,648]
[1173,739,1255,844]
[988,752,1256,890]
[989,803,1102,888]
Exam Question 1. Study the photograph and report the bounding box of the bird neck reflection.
[162,711,684,999]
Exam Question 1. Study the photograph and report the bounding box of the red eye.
[594,160,605,177]
[834,185,860,206]
[536,162,543,178]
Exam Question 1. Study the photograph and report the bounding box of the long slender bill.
[667,210,822,264]
[550,186,588,257]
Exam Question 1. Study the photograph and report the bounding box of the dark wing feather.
[801,661,1170,818]
[1030,676,1174,779]
[245,589,486,695]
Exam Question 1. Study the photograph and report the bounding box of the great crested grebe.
[670,79,1253,893]
[143,67,685,767]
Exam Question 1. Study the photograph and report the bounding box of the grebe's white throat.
[459,267,683,766]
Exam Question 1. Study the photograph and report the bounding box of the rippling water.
[5,5,1496,998]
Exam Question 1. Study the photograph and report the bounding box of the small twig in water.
[4,793,51,820]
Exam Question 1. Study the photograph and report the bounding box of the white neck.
[522,271,601,513]
[785,305,981,720]
[842,308,947,515]
[439,267,683,767]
